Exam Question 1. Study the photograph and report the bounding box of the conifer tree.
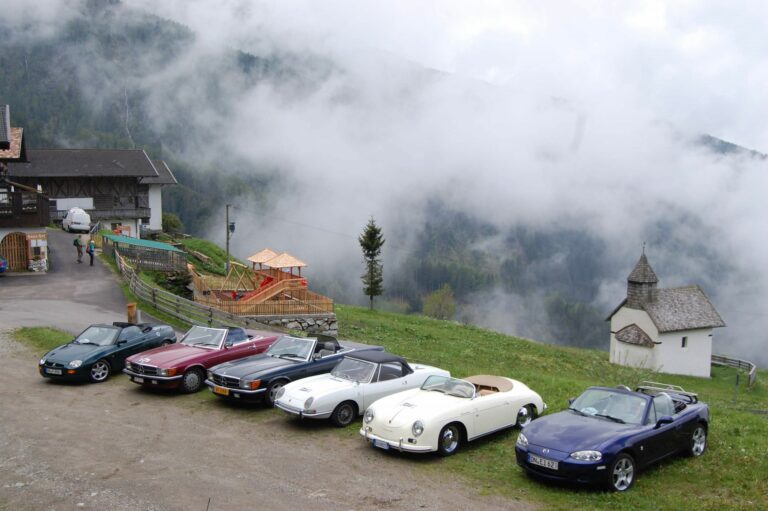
[359,217,385,310]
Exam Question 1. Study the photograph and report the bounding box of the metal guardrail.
[114,251,288,333]
[712,354,758,387]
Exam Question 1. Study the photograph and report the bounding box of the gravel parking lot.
[0,230,533,511]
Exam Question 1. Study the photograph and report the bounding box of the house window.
[682,336,688,348]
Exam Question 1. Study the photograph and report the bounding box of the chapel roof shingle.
[628,253,658,283]
[643,285,725,333]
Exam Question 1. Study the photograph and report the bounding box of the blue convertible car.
[515,381,708,492]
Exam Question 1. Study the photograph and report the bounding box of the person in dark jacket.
[73,237,83,263]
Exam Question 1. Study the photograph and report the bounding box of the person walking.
[73,236,83,263]
[87,238,96,266]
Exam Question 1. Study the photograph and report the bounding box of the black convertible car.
[39,322,176,383]
[205,334,383,405]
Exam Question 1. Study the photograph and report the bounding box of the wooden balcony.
[50,208,151,220]
[0,192,50,228]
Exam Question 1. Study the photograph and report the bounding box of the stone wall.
[247,314,338,337]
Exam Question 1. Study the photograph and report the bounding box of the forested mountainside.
[1,0,761,353]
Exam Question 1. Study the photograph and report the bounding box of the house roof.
[644,285,726,333]
[615,324,657,348]
[628,253,658,283]
[247,248,278,264]
[102,234,185,253]
[140,160,178,185]
[8,149,159,178]
[264,252,306,268]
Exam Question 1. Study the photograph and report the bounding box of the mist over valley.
[2,0,766,366]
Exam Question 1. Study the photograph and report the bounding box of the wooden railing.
[712,354,758,387]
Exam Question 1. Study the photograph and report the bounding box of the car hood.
[44,343,112,363]
[524,410,641,451]
[372,389,464,428]
[126,343,217,368]
[283,374,353,399]
[211,354,295,379]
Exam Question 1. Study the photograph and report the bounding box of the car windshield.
[179,326,227,348]
[420,375,475,398]
[331,358,376,382]
[266,336,314,361]
[73,326,119,346]
[570,388,648,425]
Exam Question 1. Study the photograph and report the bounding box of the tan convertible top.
[465,375,513,392]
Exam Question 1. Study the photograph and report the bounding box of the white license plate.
[133,376,144,383]
[45,368,62,375]
[529,454,558,470]
[373,439,390,450]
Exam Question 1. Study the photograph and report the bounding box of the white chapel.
[607,252,725,378]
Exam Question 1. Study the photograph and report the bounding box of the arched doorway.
[0,232,28,271]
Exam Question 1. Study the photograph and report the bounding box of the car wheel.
[437,424,462,456]
[516,404,535,428]
[266,380,286,406]
[688,424,707,457]
[330,401,358,427]
[181,368,204,393]
[89,360,111,382]
[608,453,635,492]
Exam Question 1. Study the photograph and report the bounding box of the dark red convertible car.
[123,325,278,393]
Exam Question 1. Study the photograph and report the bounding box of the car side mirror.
[117,340,127,346]
[142,326,153,333]
[655,416,674,428]
[224,342,233,349]
[568,397,575,405]
[312,353,321,360]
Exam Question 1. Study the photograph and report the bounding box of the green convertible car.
[39,322,176,383]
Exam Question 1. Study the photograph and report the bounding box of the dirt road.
[0,230,533,511]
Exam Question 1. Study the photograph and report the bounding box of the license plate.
[45,368,62,375]
[213,385,230,396]
[529,454,558,470]
[373,439,390,450]
[133,376,144,383]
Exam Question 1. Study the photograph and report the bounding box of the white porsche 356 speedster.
[360,374,545,455]
[274,351,449,427]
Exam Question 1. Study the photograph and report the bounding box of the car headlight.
[516,432,528,447]
[125,361,132,370]
[69,360,82,369]
[364,408,375,423]
[412,420,424,437]
[274,387,285,400]
[304,397,314,410]
[207,370,213,380]
[39,358,46,365]
[570,450,602,461]
[240,379,261,390]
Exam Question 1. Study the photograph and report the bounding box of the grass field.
[334,306,768,511]
[14,304,767,511]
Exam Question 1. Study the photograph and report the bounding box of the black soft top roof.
[347,350,411,367]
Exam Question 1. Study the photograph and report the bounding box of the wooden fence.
[119,245,187,272]
[712,354,758,387]
[115,251,288,332]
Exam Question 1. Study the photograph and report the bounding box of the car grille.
[131,364,158,376]
[43,362,66,369]
[210,373,240,388]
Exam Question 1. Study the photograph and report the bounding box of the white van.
[62,207,91,232]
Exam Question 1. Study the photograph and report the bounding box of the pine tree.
[359,217,385,310]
